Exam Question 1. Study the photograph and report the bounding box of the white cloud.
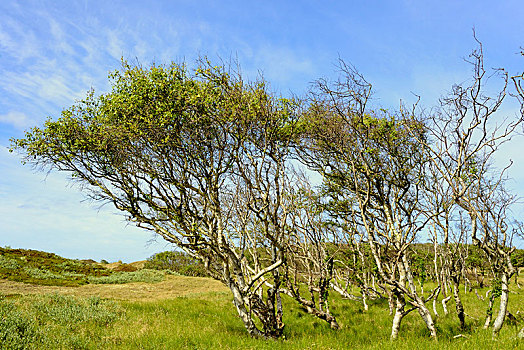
[0,17,40,62]
[256,46,314,82]
[0,146,167,261]
[0,111,34,129]
[107,29,125,61]
[48,18,75,56]
[227,45,317,94]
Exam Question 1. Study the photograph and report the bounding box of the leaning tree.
[413,41,524,336]
[11,60,298,339]
[295,62,439,340]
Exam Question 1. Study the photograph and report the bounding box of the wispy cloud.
[0,146,166,261]
[257,45,314,81]
[0,16,40,62]
[0,111,34,130]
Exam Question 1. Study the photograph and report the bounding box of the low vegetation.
[0,247,110,286]
[0,293,123,349]
[0,247,523,348]
[87,269,165,284]
[144,250,208,277]
[1,275,523,349]
[0,247,190,287]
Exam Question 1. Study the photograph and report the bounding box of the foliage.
[0,247,165,286]
[10,58,300,338]
[88,269,165,284]
[0,293,123,349]
[0,247,110,286]
[8,47,524,340]
[0,298,40,350]
[145,251,208,277]
[511,249,524,268]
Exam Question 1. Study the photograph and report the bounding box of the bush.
[0,255,20,270]
[145,251,208,277]
[88,269,165,284]
[0,298,41,349]
[112,263,137,272]
[0,294,124,349]
[0,247,111,286]
[32,294,123,326]
[511,249,524,268]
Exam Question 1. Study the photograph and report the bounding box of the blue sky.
[1,0,524,262]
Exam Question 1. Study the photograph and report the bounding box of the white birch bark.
[432,292,440,318]
[442,295,452,315]
[492,273,509,336]
[390,294,406,340]
[483,290,493,329]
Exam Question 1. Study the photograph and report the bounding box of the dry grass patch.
[0,275,227,301]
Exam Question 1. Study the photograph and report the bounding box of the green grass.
[1,247,522,349]
[0,293,124,349]
[88,269,166,284]
[1,282,523,349]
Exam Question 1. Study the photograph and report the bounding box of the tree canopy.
[11,50,524,340]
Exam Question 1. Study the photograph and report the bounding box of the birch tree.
[414,40,524,336]
[296,62,439,339]
[284,180,341,329]
[11,60,296,339]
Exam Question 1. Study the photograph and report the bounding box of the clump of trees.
[11,44,524,340]
[145,250,208,277]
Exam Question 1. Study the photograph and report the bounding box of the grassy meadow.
[1,248,523,349]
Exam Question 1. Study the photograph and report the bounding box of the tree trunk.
[452,278,465,330]
[229,274,284,339]
[483,290,494,329]
[432,288,440,318]
[391,293,406,340]
[331,282,362,301]
[276,289,284,330]
[492,273,509,336]
[517,326,524,339]
[361,286,369,311]
[417,301,437,340]
[442,295,451,315]
[284,286,340,330]
[388,290,395,315]
[230,284,264,338]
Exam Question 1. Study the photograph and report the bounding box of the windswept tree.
[422,164,471,330]
[414,41,524,336]
[10,42,524,342]
[296,62,439,340]
[283,177,341,329]
[11,60,298,339]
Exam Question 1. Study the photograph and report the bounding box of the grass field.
[2,278,524,349]
[1,249,523,349]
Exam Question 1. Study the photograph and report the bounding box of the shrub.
[32,294,123,326]
[0,247,111,287]
[145,251,208,277]
[0,298,41,349]
[112,263,137,272]
[88,269,165,284]
[0,294,124,349]
[0,255,20,270]
[24,267,67,281]
[511,249,524,268]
